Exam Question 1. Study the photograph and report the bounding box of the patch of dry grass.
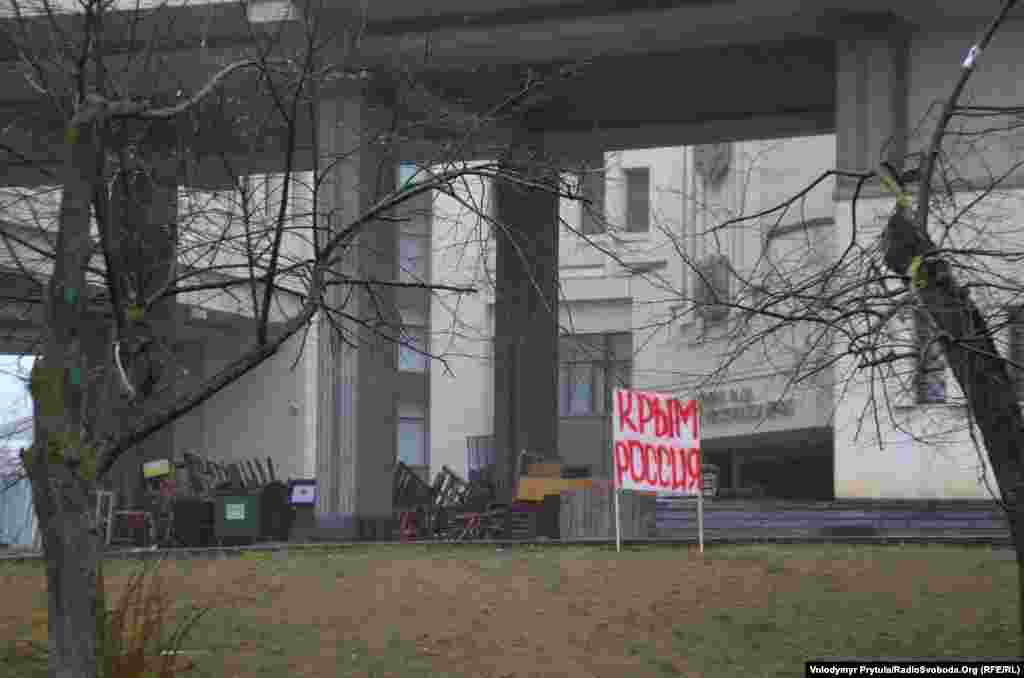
[1,544,1017,678]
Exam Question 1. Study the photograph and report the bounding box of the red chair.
[399,510,419,541]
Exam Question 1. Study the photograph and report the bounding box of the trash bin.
[214,491,261,545]
[260,481,293,542]
[172,498,215,547]
[287,479,317,541]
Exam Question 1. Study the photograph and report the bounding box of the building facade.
[429,134,1003,502]
[0,136,1008,521]
[2,2,1022,540]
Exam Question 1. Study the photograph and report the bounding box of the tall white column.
[316,88,399,537]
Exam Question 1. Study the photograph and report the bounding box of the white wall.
[431,139,841,475]
[171,171,319,481]
[180,328,316,483]
[829,24,1024,498]
[178,172,315,321]
[630,136,837,398]
[830,196,1004,500]
[430,173,495,478]
[428,128,1018,501]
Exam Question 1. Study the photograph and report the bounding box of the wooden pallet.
[558,485,656,540]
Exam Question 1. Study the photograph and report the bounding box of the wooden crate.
[559,484,656,540]
[516,477,595,502]
[526,462,563,477]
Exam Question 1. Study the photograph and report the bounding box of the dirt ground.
[202,549,796,677]
[0,545,1016,678]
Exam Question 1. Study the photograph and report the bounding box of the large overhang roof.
[0,0,1017,181]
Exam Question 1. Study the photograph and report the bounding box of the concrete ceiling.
[0,0,1015,177]
[1,0,1020,71]
[296,0,1023,32]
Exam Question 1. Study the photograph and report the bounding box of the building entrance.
[704,428,833,501]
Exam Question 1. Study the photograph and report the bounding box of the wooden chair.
[393,462,435,541]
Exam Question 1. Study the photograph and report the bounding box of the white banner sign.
[612,389,702,495]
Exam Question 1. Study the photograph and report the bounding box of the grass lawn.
[0,543,1018,677]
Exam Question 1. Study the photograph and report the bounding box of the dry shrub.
[25,557,214,677]
[99,557,213,678]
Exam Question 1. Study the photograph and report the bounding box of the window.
[397,402,428,475]
[1009,307,1024,400]
[398,325,428,372]
[915,309,946,404]
[693,254,731,322]
[399,233,429,283]
[246,173,287,220]
[466,435,495,485]
[398,162,419,189]
[562,363,596,415]
[559,333,632,416]
[624,167,650,233]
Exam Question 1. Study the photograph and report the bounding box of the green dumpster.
[214,492,261,544]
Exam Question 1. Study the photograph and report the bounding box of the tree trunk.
[884,206,1024,649]
[31,111,106,678]
[42,508,101,678]
[26,450,102,678]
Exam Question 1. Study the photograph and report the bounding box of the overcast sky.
[0,355,34,452]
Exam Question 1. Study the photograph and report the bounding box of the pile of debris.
[179,453,280,495]
[391,453,599,542]
[101,452,292,549]
[393,463,505,541]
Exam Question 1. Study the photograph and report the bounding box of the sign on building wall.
[612,389,702,495]
[699,386,796,426]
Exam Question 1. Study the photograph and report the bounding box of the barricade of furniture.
[392,462,505,542]
[94,452,293,549]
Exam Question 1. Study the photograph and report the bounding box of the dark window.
[398,325,428,372]
[398,402,428,480]
[915,309,946,404]
[399,233,429,283]
[624,168,650,233]
[466,435,496,485]
[559,333,632,416]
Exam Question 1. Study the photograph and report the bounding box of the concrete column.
[315,88,399,539]
[832,15,911,499]
[834,13,910,196]
[492,144,561,502]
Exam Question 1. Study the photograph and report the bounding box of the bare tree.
[615,0,1024,649]
[0,0,586,675]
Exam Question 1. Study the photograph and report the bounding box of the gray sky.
[0,355,34,473]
